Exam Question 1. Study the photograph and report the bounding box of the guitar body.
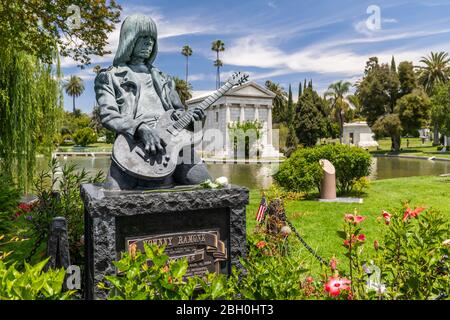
[111,72,249,181]
[112,110,201,180]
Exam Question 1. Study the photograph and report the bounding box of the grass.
[368,137,450,159]
[246,175,450,274]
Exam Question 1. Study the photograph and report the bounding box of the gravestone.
[45,217,71,271]
[81,184,248,300]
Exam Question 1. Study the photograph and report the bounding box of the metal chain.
[285,219,328,266]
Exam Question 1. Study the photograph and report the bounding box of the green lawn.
[369,137,450,159]
[246,175,450,274]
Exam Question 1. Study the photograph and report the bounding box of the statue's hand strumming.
[136,124,166,155]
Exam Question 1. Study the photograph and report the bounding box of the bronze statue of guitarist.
[95,14,210,190]
[95,14,248,190]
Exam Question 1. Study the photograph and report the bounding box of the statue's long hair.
[113,14,158,67]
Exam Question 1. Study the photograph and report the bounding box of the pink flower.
[357,234,366,242]
[354,215,366,224]
[324,276,351,297]
[343,239,351,247]
[329,258,337,271]
[306,276,314,283]
[382,211,391,225]
[344,214,354,223]
[344,213,366,225]
[256,241,266,249]
[403,206,425,222]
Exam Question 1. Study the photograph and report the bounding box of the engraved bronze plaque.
[125,230,227,277]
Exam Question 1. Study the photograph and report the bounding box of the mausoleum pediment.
[226,82,276,98]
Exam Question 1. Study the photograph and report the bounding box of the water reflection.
[36,156,450,190]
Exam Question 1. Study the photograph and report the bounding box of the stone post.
[319,159,336,200]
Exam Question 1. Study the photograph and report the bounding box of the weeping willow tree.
[0,49,63,192]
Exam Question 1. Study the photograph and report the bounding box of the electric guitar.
[112,72,249,180]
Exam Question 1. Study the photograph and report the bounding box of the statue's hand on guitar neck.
[172,107,206,122]
[135,123,167,155]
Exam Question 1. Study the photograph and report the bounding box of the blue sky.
[61,0,450,113]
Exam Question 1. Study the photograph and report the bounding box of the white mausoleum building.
[186,82,283,159]
[343,121,379,148]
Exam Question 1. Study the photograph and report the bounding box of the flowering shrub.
[374,204,449,299]
[328,205,450,300]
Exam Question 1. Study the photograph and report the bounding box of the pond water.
[38,156,450,190]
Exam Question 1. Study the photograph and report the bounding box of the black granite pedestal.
[80,184,249,300]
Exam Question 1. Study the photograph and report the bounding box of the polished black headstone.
[81,184,248,300]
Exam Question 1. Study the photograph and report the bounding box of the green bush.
[0,258,74,300]
[99,243,228,300]
[274,144,372,195]
[72,127,97,147]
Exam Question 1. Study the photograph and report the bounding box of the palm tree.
[324,80,352,143]
[181,45,193,83]
[211,40,225,89]
[64,75,85,114]
[93,64,102,75]
[418,51,450,145]
[214,59,223,88]
[173,77,192,106]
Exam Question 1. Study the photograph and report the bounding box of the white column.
[240,104,245,123]
[225,104,231,156]
[267,105,273,145]
[254,105,259,121]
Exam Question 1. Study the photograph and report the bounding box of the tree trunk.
[73,96,75,114]
[185,56,188,83]
[391,134,401,152]
[338,110,343,144]
[433,120,440,146]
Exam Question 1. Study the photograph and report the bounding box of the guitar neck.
[198,81,234,111]
[171,81,236,132]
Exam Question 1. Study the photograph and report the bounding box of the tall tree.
[295,87,327,147]
[287,84,294,126]
[173,77,192,105]
[398,61,417,96]
[395,89,431,136]
[265,80,287,124]
[431,81,450,145]
[417,51,450,145]
[181,45,193,83]
[211,40,225,89]
[64,75,85,114]
[0,49,63,190]
[356,57,401,151]
[0,0,121,65]
[298,82,302,101]
[391,56,397,73]
[325,80,352,143]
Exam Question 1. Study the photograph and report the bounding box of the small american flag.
[255,196,267,223]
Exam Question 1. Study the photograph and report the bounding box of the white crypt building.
[186,81,284,159]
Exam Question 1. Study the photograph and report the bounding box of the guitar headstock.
[227,72,250,86]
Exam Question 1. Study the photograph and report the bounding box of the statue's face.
[131,35,154,60]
